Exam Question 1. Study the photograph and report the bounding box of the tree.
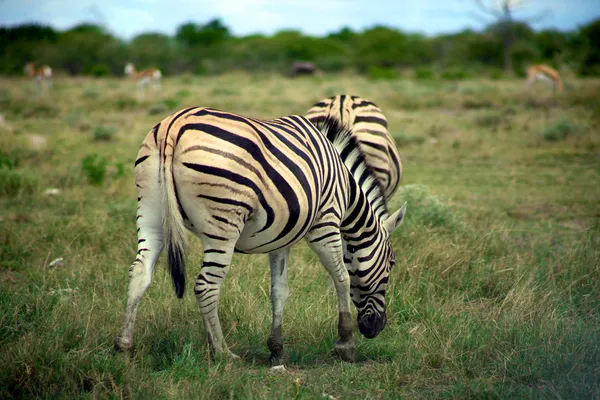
[471,0,548,73]
[578,18,600,75]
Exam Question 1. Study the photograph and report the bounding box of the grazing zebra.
[526,64,564,93]
[24,62,53,93]
[114,107,407,364]
[306,95,402,200]
[124,62,162,92]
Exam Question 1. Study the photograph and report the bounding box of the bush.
[476,112,504,131]
[114,96,138,111]
[367,66,399,80]
[441,69,470,80]
[489,69,505,80]
[394,184,466,232]
[0,167,39,197]
[0,151,19,169]
[176,89,191,99]
[414,67,434,80]
[89,64,110,77]
[539,118,578,141]
[393,131,426,146]
[81,154,107,186]
[21,103,60,118]
[148,103,169,116]
[82,88,99,99]
[164,98,181,110]
[93,125,116,142]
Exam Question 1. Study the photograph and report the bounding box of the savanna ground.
[1,73,599,399]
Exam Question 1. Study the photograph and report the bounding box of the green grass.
[0,74,599,399]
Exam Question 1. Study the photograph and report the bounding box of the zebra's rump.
[306,95,402,200]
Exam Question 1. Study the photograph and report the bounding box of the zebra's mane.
[316,116,389,219]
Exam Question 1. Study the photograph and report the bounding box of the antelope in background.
[24,62,53,93]
[124,62,162,92]
[526,64,564,93]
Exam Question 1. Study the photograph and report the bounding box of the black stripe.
[203,261,227,268]
[134,155,149,167]
[354,115,388,128]
[197,194,253,213]
[309,231,339,243]
[204,249,226,254]
[352,100,377,109]
[203,232,229,241]
[185,162,273,228]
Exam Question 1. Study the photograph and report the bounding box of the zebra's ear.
[384,202,407,233]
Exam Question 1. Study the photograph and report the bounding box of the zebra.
[306,95,402,200]
[114,107,407,364]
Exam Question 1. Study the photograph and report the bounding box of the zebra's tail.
[161,125,187,298]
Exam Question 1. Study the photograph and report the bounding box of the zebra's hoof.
[268,354,284,367]
[114,336,132,353]
[334,341,356,362]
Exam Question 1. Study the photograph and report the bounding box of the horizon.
[1,0,599,40]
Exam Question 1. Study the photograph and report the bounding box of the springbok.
[124,62,162,92]
[24,62,53,93]
[526,64,564,93]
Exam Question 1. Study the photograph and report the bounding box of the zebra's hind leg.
[306,233,355,362]
[267,248,290,366]
[115,161,164,352]
[195,239,239,360]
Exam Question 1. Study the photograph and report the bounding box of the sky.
[1,0,599,39]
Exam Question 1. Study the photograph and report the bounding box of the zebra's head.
[346,202,407,339]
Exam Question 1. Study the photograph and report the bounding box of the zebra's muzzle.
[357,310,386,339]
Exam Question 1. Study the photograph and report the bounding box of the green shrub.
[476,112,504,131]
[89,64,110,77]
[148,103,169,116]
[367,66,399,80]
[489,69,505,80]
[401,98,421,110]
[539,118,578,141]
[394,184,466,232]
[92,125,116,142]
[0,167,39,197]
[393,131,426,146]
[176,89,191,99]
[414,67,434,80]
[462,98,493,109]
[21,103,60,118]
[441,69,470,80]
[164,98,181,110]
[0,151,18,169]
[81,154,107,186]
[82,88,99,99]
[114,96,138,111]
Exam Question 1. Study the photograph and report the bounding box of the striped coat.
[306,95,402,200]
[115,107,406,363]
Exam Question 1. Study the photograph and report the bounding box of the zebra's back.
[306,95,402,200]
[139,107,347,255]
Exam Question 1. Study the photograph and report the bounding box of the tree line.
[1,18,599,78]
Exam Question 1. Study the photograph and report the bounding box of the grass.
[0,74,599,399]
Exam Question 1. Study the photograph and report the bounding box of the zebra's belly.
[233,213,308,254]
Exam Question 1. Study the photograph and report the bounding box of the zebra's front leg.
[267,248,290,366]
[306,233,355,362]
[195,241,238,360]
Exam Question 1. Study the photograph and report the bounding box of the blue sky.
[1,0,599,39]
